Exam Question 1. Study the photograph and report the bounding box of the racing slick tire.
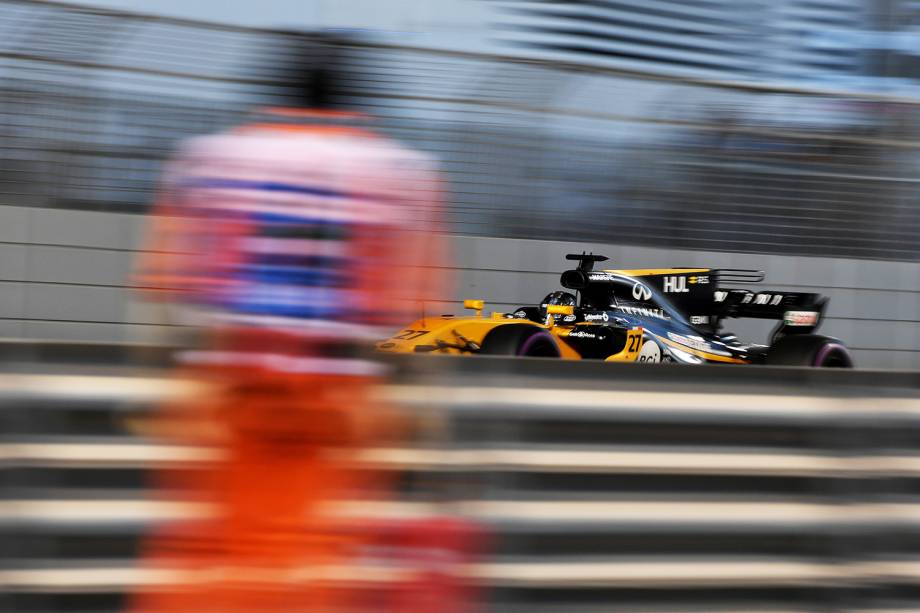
[765,334,853,368]
[479,325,561,358]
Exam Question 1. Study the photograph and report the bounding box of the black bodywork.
[506,253,833,365]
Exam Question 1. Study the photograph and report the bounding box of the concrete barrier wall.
[0,206,153,343]
[3,204,919,369]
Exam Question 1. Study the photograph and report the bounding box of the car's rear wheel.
[765,334,853,368]
[479,325,561,357]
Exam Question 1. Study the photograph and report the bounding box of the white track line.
[9,443,920,478]
[381,385,920,417]
[0,443,218,466]
[5,499,916,526]
[7,559,920,591]
[0,375,918,419]
[0,375,203,402]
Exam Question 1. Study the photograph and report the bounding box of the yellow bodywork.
[376,302,644,362]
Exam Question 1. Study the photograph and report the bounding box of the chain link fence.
[2,0,920,260]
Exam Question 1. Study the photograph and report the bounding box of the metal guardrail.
[3,352,920,611]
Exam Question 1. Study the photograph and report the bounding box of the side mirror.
[463,299,485,318]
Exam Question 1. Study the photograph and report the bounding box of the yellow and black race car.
[376,253,853,367]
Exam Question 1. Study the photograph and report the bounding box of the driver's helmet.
[540,291,577,319]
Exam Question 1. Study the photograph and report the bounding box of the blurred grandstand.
[1,0,919,257]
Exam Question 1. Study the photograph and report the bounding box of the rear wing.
[558,256,828,332]
[709,271,827,333]
[621,268,827,332]
[714,288,826,319]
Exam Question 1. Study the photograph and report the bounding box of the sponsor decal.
[690,315,710,325]
[689,275,709,285]
[784,310,819,326]
[393,329,428,341]
[714,291,728,303]
[625,333,642,353]
[567,330,596,339]
[667,332,711,352]
[618,305,667,320]
[664,344,704,364]
[514,310,527,317]
[638,339,661,363]
[632,282,652,301]
[562,314,576,323]
[663,276,689,293]
[753,293,783,306]
[588,272,617,281]
[740,292,754,304]
[585,312,610,322]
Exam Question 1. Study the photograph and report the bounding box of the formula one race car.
[376,253,853,367]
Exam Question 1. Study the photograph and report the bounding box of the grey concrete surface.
[2,204,919,369]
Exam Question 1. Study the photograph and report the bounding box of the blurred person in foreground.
[129,33,449,612]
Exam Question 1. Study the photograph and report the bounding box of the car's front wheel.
[479,325,561,357]
[765,334,853,368]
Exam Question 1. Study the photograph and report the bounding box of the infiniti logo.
[632,283,651,301]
